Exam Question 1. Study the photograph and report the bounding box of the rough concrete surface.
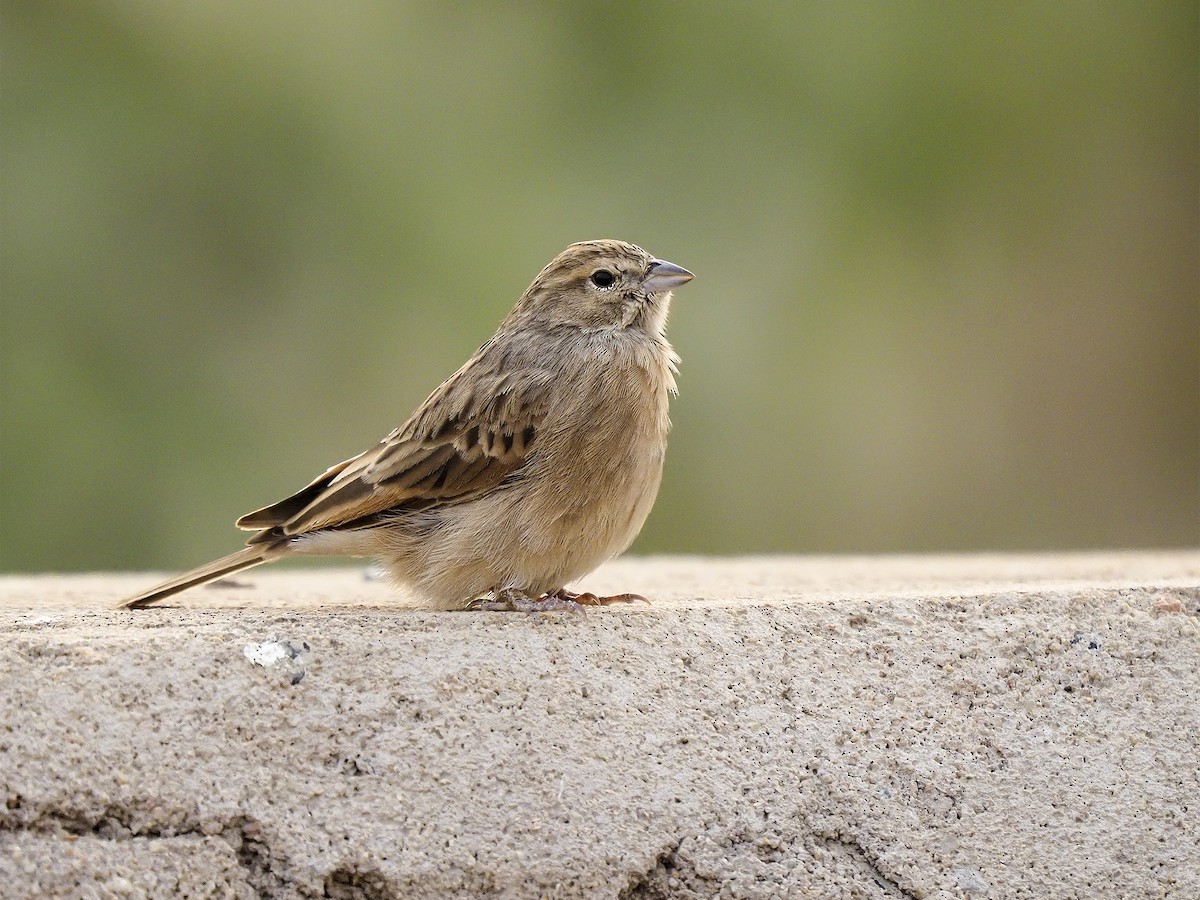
[1,552,1197,899]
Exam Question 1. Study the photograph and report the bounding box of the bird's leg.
[466,587,586,613]
[546,588,650,606]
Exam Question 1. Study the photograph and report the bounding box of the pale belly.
[411,430,666,604]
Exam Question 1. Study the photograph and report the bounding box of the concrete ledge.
[1,552,1197,898]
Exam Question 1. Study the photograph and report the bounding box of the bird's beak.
[642,258,694,293]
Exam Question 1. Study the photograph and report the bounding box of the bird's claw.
[547,588,650,606]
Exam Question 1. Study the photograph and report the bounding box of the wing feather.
[235,349,551,539]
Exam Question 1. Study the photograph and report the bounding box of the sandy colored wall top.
[2,552,1198,898]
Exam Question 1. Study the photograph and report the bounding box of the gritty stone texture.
[1,552,1197,899]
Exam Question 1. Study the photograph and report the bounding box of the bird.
[120,239,694,611]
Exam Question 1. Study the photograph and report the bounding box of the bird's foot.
[464,587,649,612]
[466,587,587,614]
[546,588,650,606]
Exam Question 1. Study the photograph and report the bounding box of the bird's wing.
[236,351,552,538]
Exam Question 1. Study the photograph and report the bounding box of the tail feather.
[119,547,273,609]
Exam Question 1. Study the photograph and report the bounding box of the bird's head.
[511,240,694,336]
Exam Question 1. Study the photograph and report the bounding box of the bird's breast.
[520,341,672,549]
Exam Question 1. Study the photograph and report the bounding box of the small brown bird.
[121,240,693,611]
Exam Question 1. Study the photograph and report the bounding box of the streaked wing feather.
[244,352,549,538]
[236,454,363,529]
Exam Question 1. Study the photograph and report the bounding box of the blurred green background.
[2,1,1197,572]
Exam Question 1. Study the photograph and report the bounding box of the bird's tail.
[118,546,273,609]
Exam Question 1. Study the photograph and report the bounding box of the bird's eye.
[590,269,615,288]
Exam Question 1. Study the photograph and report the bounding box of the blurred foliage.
[2,1,1197,571]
